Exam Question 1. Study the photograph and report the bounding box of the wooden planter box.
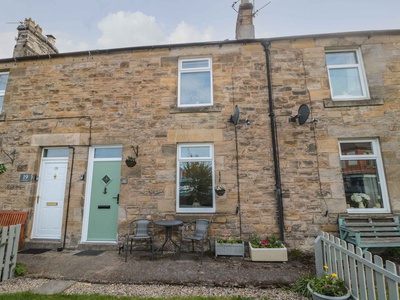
[215,241,244,257]
[248,242,288,262]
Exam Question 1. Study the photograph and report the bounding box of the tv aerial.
[229,105,251,125]
[231,0,271,17]
[289,104,317,125]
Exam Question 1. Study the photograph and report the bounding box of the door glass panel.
[43,148,70,158]
[94,148,122,158]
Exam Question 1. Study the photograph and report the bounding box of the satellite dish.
[230,105,240,125]
[289,104,310,125]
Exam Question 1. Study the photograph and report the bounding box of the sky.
[0,0,399,59]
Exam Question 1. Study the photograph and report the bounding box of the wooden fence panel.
[316,232,400,300]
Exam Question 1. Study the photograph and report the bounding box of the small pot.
[307,283,351,300]
[215,189,226,196]
[125,160,136,167]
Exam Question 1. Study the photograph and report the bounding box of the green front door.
[87,160,121,241]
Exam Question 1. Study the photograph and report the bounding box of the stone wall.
[0,41,282,248]
[269,31,400,248]
[1,30,399,250]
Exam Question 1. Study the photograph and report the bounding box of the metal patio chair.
[125,219,154,262]
[180,219,211,263]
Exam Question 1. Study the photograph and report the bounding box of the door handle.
[112,194,120,204]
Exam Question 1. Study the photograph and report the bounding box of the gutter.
[261,40,285,243]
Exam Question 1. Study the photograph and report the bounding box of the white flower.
[351,193,363,202]
[351,193,370,202]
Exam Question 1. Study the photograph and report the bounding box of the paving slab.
[34,280,76,295]
[17,250,315,288]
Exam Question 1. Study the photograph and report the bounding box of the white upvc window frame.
[178,57,213,107]
[176,143,215,213]
[339,138,390,214]
[0,72,9,113]
[325,48,370,101]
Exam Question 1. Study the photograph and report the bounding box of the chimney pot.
[46,35,56,46]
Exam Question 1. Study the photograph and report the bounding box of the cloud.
[56,37,90,54]
[166,21,213,44]
[97,11,164,48]
[96,11,214,49]
[0,32,16,59]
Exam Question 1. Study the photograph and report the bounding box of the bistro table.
[154,219,183,255]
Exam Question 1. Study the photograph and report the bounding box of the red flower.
[260,239,269,247]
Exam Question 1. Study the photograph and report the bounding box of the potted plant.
[248,234,288,262]
[0,163,7,174]
[214,185,226,196]
[215,237,244,257]
[350,193,370,208]
[307,266,350,300]
[125,156,137,167]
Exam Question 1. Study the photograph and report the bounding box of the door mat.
[19,248,52,254]
[74,250,104,256]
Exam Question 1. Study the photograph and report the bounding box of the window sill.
[170,104,222,114]
[347,208,390,214]
[323,98,383,108]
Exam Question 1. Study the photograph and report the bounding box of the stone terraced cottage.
[0,3,399,252]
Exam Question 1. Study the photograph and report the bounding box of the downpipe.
[261,40,285,243]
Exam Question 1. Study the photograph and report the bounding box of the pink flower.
[260,239,269,247]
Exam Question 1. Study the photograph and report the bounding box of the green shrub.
[291,273,314,297]
[14,262,27,277]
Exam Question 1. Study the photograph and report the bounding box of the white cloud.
[0,32,16,59]
[166,21,213,44]
[96,11,214,49]
[97,11,164,48]
[56,37,90,54]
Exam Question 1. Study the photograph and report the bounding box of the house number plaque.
[19,174,32,182]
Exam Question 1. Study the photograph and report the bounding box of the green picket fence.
[0,224,21,281]
[315,231,400,300]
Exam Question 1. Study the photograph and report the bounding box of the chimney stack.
[13,18,58,58]
[235,0,255,40]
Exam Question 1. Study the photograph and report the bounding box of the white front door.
[32,148,69,239]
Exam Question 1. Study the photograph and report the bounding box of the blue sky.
[0,0,399,59]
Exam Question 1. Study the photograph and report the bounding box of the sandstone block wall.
[0,42,282,248]
[270,31,400,248]
[0,30,399,251]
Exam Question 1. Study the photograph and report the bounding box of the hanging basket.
[125,158,137,167]
[215,188,226,197]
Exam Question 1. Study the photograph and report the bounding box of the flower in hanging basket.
[0,163,7,174]
[214,185,226,196]
[125,156,137,167]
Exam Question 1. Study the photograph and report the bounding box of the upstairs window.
[178,58,213,107]
[177,144,215,213]
[0,72,9,113]
[325,49,369,100]
[339,139,390,213]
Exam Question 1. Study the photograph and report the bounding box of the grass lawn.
[0,292,256,300]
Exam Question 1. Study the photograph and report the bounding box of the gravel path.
[0,277,309,299]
